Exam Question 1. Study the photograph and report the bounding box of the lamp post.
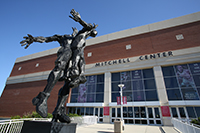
[118,84,124,130]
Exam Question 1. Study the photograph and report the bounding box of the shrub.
[67,113,81,117]
[22,112,33,118]
[11,112,80,119]
[11,111,53,119]
[11,115,21,119]
[47,113,53,118]
[191,117,200,125]
[31,111,43,118]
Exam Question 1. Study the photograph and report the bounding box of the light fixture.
[118,84,124,88]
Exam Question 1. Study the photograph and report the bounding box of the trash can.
[114,119,123,133]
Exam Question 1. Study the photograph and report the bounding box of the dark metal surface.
[20,9,98,123]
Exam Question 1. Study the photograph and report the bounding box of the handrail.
[0,118,51,133]
[0,116,97,133]
[0,118,51,123]
[172,118,200,133]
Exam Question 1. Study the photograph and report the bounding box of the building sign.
[139,51,173,60]
[95,51,173,67]
[117,96,127,105]
[161,106,171,117]
[95,58,130,67]
[104,107,110,116]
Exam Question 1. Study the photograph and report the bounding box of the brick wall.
[9,21,200,77]
[10,54,57,77]
[0,80,64,117]
[84,21,200,64]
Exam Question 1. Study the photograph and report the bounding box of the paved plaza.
[76,123,180,133]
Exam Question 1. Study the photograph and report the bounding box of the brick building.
[0,12,200,126]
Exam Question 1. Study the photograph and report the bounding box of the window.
[133,91,145,101]
[134,107,146,118]
[85,107,90,115]
[90,108,94,115]
[18,67,22,70]
[181,88,199,100]
[145,90,158,101]
[111,68,158,102]
[171,106,200,119]
[195,107,200,117]
[87,52,92,57]
[95,108,98,116]
[71,74,104,103]
[162,63,200,101]
[144,79,156,90]
[126,44,131,50]
[117,108,121,117]
[80,108,84,115]
[128,107,133,117]
[134,107,140,118]
[166,89,182,100]
[35,63,39,67]
[100,108,103,117]
[164,77,179,88]
[123,107,128,117]
[162,66,175,77]
[171,107,178,118]
[148,108,153,118]
[141,107,146,118]
[186,107,196,118]
[70,94,78,103]
[193,75,200,86]
[112,108,115,117]
[179,107,186,118]
[69,107,76,114]
[154,108,160,118]
[149,120,154,124]
[176,34,184,40]
[143,69,154,78]
[132,80,143,91]
[77,107,81,115]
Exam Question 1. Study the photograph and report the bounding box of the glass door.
[154,107,162,125]
[123,107,134,124]
[134,107,147,124]
[148,108,154,124]
[147,107,162,125]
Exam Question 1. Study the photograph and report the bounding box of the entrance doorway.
[111,106,162,125]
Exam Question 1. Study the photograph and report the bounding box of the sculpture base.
[21,121,77,133]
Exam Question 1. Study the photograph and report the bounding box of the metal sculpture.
[20,9,98,123]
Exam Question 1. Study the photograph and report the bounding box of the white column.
[103,72,111,123]
[153,66,172,126]
[153,66,168,105]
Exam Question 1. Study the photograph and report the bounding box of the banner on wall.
[174,64,199,100]
[104,107,110,116]
[117,97,121,105]
[117,96,127,105]
[161,106,171,117]
[123,96,127,104]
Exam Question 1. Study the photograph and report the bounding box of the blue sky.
[0,0,200,96]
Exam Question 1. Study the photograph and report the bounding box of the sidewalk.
[76,123,179,133]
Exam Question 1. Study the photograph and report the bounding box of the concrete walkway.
[76,124,180,133]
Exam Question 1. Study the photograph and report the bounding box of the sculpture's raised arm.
[69,9,92,29]
[20,27,78,49]
[20,34,60,49]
